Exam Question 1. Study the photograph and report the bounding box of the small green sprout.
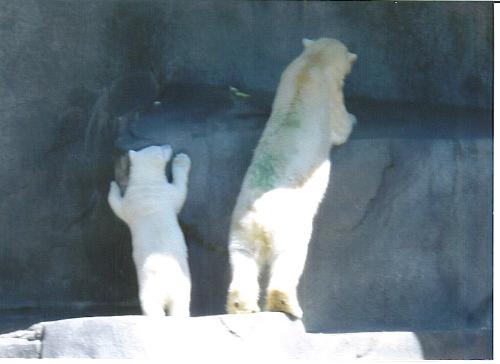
[229,86,251,98]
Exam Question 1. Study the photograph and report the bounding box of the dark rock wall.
[159,1,492,108]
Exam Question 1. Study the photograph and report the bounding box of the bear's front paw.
[173,153,191,169]
[226,290,260,314]
[266,289,303,319]
[109,180,120,195]
[161,144,173,160]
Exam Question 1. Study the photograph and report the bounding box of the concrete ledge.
[0,324,42,358]
[305,329,492,360]
[40,313,308,360]
[0,313,492,359]
[0,338,40,359]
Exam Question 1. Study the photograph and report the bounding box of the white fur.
[227,38,357,318]
[108,145,192,317]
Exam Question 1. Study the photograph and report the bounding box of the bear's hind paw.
[226,290,260,314]
[266,289,303,320]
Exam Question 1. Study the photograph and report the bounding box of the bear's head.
[301,37,357,85]
[299,38,357,145]
[128,145,172,174]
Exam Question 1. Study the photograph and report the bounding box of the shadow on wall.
[415,329,493,360]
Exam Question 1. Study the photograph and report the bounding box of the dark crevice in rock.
[346,141,395,232]
[218,317,243,340]
[181,222,228,256]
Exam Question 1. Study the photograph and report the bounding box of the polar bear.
[226,38,357,319]
[108,145,192,317]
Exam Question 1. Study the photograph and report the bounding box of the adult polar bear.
[108,145,192,316]
[227,38,357,319]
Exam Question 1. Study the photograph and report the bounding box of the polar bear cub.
[227,38,357,319]
[108,145,192,317]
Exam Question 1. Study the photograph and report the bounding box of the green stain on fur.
[271,110,301,129]
[248,111,303,189]
[249,151,282,190]
[280,111,301,128]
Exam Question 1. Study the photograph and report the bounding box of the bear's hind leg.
[138,277,167,317]
[265,230,311,319]
[166,280,191,317]
[167,298,190,317]
[266,253,306,319]
[227,247,260,314]
[140,297,166,317]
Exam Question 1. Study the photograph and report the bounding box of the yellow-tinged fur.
[227,38,357,318]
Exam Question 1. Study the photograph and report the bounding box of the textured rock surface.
[40,313,308,359]
[0,313,492,359]
[0,338,40,359]
[306,329,493,360]
[0,87,492,334]
[302,138,493,332]
[0,324,42,358]
[158,1,493,109]
[0,0,492,341]
[109,89,492,333]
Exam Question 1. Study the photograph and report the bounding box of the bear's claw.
[266,289,303,319]
[226,290,260,314]
[173,153,191,168]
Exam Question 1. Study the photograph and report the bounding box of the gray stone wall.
[0,0,492,334]
[160,1,493,109]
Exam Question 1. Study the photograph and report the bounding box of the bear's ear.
[302,38,314,48]
[348,52,357,65]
